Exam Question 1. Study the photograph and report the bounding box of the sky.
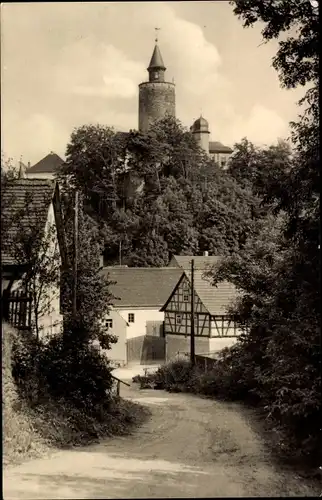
[1,1,305,166]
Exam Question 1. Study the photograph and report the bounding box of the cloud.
[56,40,145,99]
[220,104,288,146]
[2,112,68,163]
[2,2,295,163]
[129,2,222,96]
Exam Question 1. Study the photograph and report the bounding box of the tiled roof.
[27,152,64,173]
[186,270,238,315]
[209,141,233,154]
[2,179,56,266]
[102,267,183,308]
[169,255,222,271]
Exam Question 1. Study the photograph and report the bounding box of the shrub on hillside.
[12,329,114,415]
[7,323,150,465]
[37,336,113,414]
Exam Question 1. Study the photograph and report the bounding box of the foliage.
[6,324,149,462]
[227,138,293,202]
[60,193,117,349]
[58,116,263,266]
[136,360,198,393]
[202,0,321,465]
[231,0,319,90]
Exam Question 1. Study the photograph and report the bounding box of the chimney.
[203,251,209,257]
[27,161,31,169]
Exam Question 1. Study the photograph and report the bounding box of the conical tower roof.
[148,44,166,70]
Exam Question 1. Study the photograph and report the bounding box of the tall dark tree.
[206,0,320,463]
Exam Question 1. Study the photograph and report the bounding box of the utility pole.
[72,190,79,318]
[190,259,195,366]
[119,240,122,266]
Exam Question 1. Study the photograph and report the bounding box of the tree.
[231,0,319,90]
[58,116,264,266]
[227,138,293,201]
[206,0,320,462]
[60,192,117,350]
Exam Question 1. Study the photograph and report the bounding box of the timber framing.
[161,269,240,339]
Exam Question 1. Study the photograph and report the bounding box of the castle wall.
[193,132,210,154]
[139,82,175,133]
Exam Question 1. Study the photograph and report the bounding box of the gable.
[161,268,238,316]
[161,272,209,314]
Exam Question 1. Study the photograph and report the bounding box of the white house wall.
[38,203,63,338]
[209,337,238,352]
[117,308,164,339]
[99,309,127,366]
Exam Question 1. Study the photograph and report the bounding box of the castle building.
[190,116,233,168]
[138,41,232,166]
[26,39,232,178]
[138,41,176,133]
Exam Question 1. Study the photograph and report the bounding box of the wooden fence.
[175,351,220,373]
[195,354,219,372]
[2,289,32,331]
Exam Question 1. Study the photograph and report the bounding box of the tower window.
[154,71,159,79]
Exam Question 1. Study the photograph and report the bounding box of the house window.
[128,313,135,323]
[221,158,227,168]
[183,295,189,302]
[176,314,182,324]
[106,319,113,330]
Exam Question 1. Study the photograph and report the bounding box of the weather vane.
[155,27,160,43]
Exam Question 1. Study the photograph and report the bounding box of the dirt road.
[3,382,319,498]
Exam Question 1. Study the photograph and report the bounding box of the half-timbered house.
[162,254,241,360]
[2,178,68,336]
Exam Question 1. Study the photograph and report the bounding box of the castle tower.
[190,115,210,153]
[138,39,176,132]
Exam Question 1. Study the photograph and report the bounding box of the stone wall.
[139,82,175,132]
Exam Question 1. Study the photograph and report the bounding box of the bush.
[6,322,150,465]
[148,360,196,393]
[38,336,113,413]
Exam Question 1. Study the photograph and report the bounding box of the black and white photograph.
[1,1,320,498]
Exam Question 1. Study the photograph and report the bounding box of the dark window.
[176,314,182,324]
[128,313,135,323]
[106,319,113,329]
[183,295,189,302]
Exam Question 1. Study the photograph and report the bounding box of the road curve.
[3,383,319,498]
